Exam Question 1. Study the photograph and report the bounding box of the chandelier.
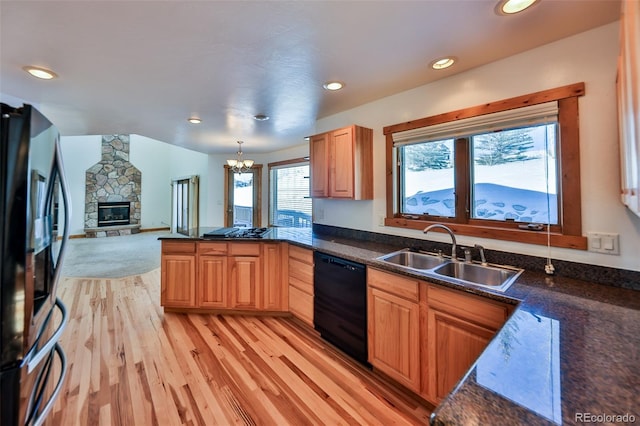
[226,140,254,173]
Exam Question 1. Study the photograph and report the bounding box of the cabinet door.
[367,287,420,392]
[288,257,314,294]
[426,308,495,402]
[310,133,329,197]
[161,255,196,308]
[262,243,287,311]
[198,256,228,308]
[229,256,262,309]
[288,245,314,325]
[329,127,354,198]
[289,285,314,326]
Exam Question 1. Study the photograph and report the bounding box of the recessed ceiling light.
[323,81,344,91]
[22,66,58,80]
[496,0,539,15]
[187,117,202,124]
[430,57,456,70]
[253,114,269,121]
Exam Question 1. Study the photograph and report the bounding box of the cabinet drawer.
[428,285,511,330]
[367,268,420,302]
[229,243,261,256]
[288,258,314,293]
[198,242,228,255]
[162,241,196,254]
[289,285,313,326]
[289,245,313,264]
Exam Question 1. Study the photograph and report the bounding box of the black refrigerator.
[0,103,70,426]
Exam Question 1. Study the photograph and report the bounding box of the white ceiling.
[0,0,620,154]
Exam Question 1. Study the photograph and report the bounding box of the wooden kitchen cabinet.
[262,242,288,311]
[197,242,228,308]
[367,268,421,392]
[161,241,197,308]
[310,132,329,198]
[162,240,288,313]
[366,267,513,405]
[424,285,513,403]
[288,244,314,326]
[309,125,373,200]
[229,243,262,310]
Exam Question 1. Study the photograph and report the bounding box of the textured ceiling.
[0,1,621,154]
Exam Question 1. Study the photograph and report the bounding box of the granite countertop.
[160,227,640,425]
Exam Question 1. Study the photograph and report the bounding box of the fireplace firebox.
[97,202,131,227]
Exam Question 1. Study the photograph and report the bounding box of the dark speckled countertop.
[160,227,640,425]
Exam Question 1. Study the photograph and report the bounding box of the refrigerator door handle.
[51,137,72,285]
[27,298,68,373]
[30,343,67,426]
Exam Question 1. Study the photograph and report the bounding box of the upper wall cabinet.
[309,125,373,200]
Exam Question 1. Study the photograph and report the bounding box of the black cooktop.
[203,227,272,239]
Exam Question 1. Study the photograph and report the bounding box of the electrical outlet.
[378,215,385,226]
[587,232,620,255]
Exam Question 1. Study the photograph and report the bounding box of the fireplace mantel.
[84,224,141,238]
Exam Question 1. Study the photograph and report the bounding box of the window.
[268,159,312,228]
[224,165,262,227]
[399,123,558,224]
[384,83,587,249]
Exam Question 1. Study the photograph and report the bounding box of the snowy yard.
[404,158,558,224]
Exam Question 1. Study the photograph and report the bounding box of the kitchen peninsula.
[159,226,640,425]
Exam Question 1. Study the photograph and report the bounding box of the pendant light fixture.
[226,141,254,173]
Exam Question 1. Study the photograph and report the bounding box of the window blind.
[269,163,312,228]
[393,101,559,146]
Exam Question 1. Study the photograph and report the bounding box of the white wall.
[168,142,211,229]
[205,143,309,227]
[59,135,101,235]
[311,22,640,272]
[129,135,171,229]
[60,134,209,235]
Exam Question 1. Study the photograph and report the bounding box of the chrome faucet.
[423,224,457,260]
[475,244,488,265]
[463,247,472,263]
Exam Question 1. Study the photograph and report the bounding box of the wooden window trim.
[267,158,311,227]
[267,157,309,169]
[383,83,587,250]
[224,164,263,227]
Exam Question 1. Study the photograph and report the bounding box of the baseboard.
[139,227,171,233]
[69,226,170,239]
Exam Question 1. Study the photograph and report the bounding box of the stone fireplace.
[85,135,141,237]
[97,202,131,227]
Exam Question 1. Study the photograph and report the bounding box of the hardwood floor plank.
[264,318,431,425]
[47,270,432,425]
[162,316,229,424]
[134,361,159,426]
[184,315,268,424]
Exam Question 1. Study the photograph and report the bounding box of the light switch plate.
[587,232,620,255]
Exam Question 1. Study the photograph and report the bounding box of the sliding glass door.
[172,176,199,235]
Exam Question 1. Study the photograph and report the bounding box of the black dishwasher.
[313,252,369,366]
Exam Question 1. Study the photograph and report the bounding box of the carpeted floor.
[60,230,168,278]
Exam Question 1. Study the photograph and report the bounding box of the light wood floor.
[47,269,433,425]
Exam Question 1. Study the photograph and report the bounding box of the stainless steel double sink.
[376,249,523,292]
